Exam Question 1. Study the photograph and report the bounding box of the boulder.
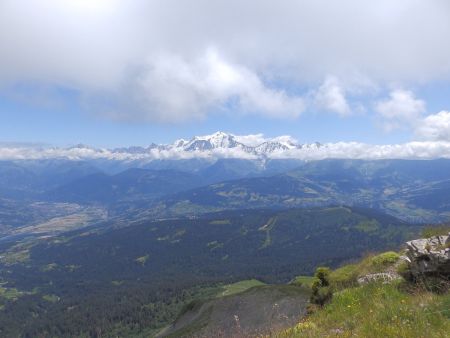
[405,232,450,277]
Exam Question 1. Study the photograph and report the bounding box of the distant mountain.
[45,168,205,204]
[109,131,308,157]
[3,131,450,163]
[0,160,101,198]
[4,157,450,224]
[153,159,450,222]
[0,131,323,163]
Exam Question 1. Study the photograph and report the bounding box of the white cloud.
[233,134,267,147]
[99,49,305,122]
[314,76,351,116]
[2,137,450,161]
[375,89,426,131]
[1,0,450,122]
[233,133,299,147]
[415,111,450,141]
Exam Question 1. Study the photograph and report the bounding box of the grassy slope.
[279,282,450,338]
[278,247,450,338]
[217,279,266,297]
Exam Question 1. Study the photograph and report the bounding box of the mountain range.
[2,131,450,162]
[1,133,450,337]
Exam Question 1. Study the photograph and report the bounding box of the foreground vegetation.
[280,282,450,338]
[280,229,450,338]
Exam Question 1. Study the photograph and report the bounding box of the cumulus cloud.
[1,0,450,122]
[375,89,426,131]
[314,76,351,116]
[112,49,305,122]
[415,111,450,141]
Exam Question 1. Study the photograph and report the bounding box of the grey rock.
[357,272,401,285]
[406,232,450,277]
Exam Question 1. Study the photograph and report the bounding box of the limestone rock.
[357,272,401,285]
[405,232,450,277]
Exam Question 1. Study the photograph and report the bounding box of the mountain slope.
[155,159,450,222]
[45,168,205,204]
[160,285,310,337]
[0,207,421,336]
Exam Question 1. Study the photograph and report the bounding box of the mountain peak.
[181,131,241,151]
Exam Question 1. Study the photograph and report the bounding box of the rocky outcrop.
[405,232,450,277]
[357,272,401,285]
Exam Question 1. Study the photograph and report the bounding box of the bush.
[310,267,333,306]
[370,251,400,267]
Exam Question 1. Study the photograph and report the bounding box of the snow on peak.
[4,131,449,162]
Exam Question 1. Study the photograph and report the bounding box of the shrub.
[310,267,333,306]
[370,251,400,267]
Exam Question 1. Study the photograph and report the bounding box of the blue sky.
[1,0,450,148]
[0,90,421,147]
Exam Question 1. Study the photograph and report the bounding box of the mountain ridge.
[4,131,450,161]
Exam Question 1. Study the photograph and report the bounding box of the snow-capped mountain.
[170,131,304,154]
[3,131,450,162]
[110,131,307,156]
[179,131,247,152]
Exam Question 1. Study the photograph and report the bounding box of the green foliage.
[0,207,421,336]
[438,293,450,319]
[310,267,333,306]
[370,251,400,267]
[280,281,450,338]
[329,263,360,289]
[314,267,331,285]
[290,276,315,288]
[329,252,401,290]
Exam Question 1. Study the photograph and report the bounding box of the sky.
[1,0,450,147]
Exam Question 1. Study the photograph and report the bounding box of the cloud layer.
[2,0,450,122]
[2,133,450,161]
